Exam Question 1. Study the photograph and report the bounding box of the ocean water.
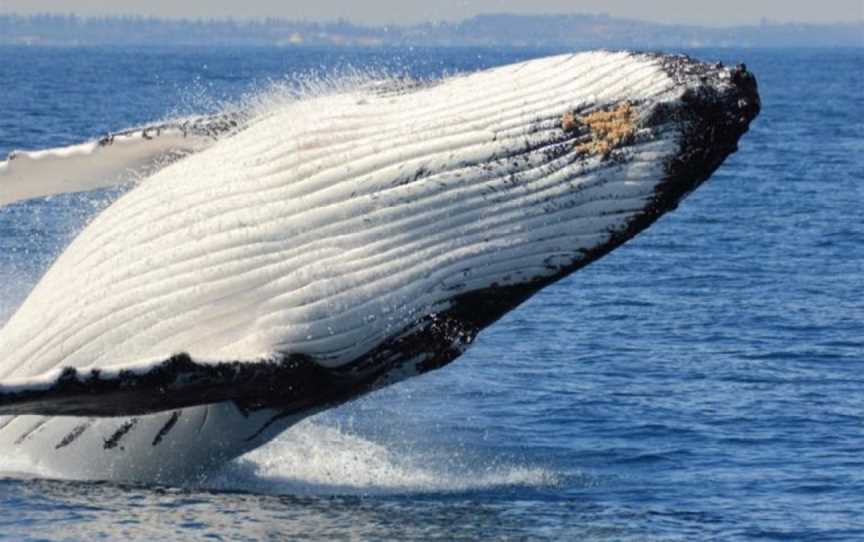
[0,45,862,541]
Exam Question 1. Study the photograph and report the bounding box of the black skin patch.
[0,354,314,417]
[104,418,138,450]
[55,421,91,450]
[152,411,181,446]
[0,55,759,426]
[0,351,386,421]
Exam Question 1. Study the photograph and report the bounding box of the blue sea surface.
[0,46,862,541]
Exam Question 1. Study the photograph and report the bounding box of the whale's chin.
[0,51,758,482]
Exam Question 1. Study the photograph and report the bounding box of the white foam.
[203,419,560,496]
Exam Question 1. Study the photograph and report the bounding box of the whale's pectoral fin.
[0,352,359,417]
[0,112,245,208]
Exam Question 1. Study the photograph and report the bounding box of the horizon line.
[1,11,862,29]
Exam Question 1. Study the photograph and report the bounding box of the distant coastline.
[0,13,861,48]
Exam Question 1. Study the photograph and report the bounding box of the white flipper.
[0,113,244,207]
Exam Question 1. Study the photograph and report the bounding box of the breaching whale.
[0,51,759,481]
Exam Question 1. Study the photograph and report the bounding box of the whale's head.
[337,55,761,384]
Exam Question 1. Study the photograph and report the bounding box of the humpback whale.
[0,52,759,482]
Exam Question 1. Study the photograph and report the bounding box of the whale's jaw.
[0,52,759,482]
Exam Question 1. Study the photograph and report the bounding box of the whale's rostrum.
[0,51,759,481]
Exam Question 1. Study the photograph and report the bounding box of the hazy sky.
[0,0,861,26]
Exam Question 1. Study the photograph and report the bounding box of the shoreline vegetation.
[0,13,862,48]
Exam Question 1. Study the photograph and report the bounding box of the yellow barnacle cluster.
[562,103,637,158]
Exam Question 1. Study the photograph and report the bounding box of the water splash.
[204,419,560,496]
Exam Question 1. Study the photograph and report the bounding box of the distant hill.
[0,13,861,48]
